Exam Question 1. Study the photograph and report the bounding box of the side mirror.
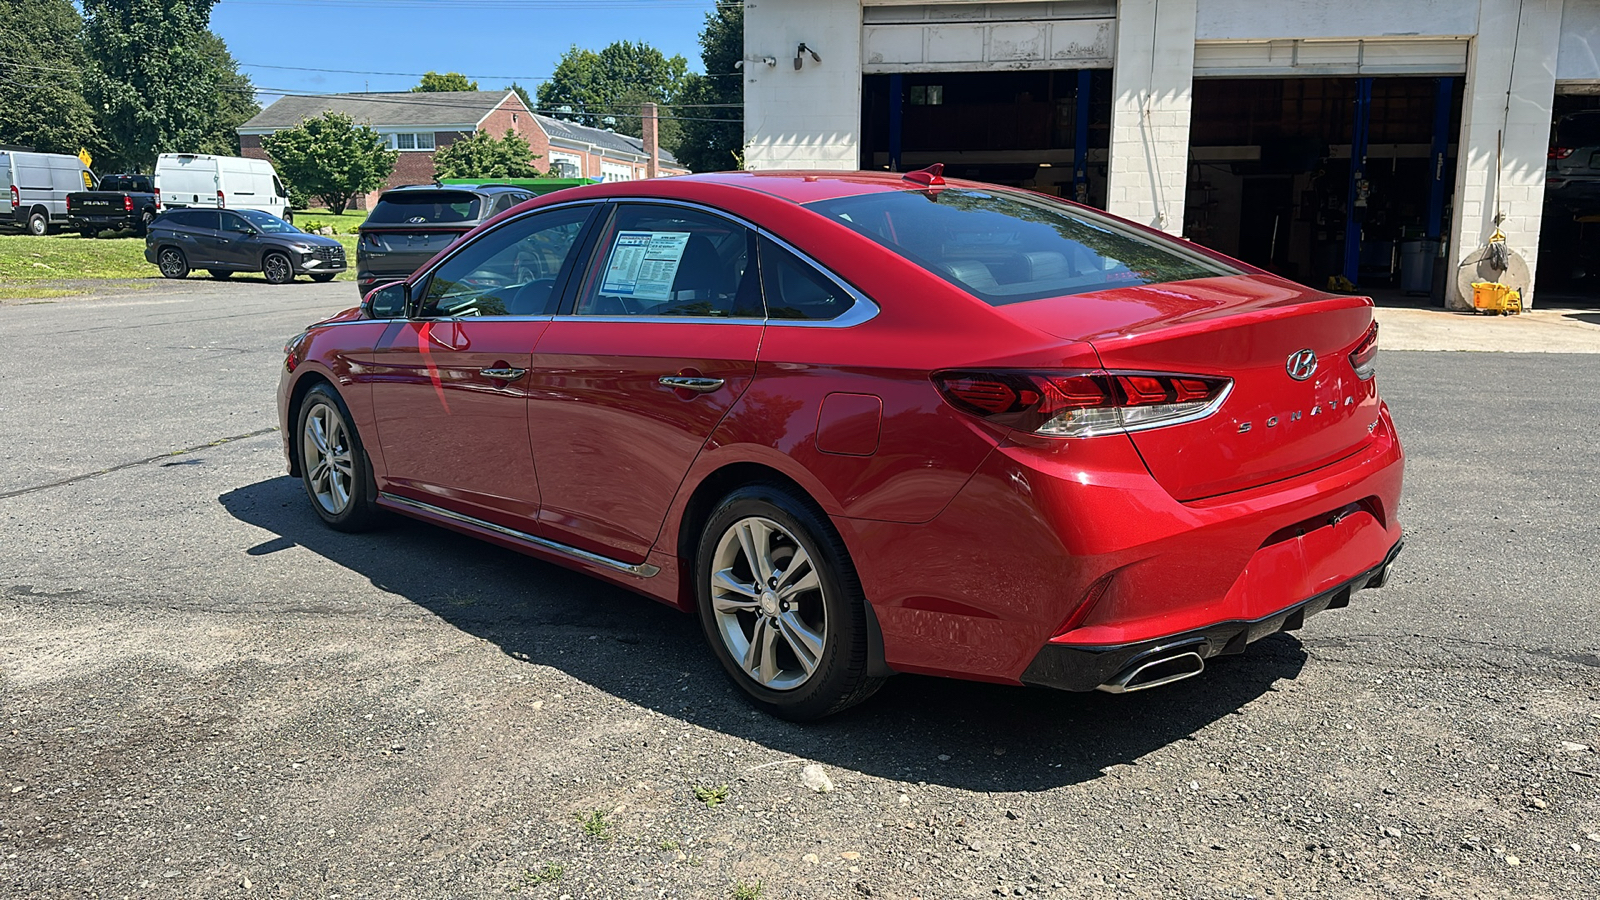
[363,282,408,319]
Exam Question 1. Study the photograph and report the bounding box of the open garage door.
[1537,89,1600,302]
[1186,75,1463,300]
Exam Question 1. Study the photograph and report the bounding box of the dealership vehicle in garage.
[277,168,1404,720]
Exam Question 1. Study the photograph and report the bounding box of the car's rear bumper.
[1018,537,1402,691]
[69,214,136,228]
[841,403,1405,686]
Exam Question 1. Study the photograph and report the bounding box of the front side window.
[806,188,1238,305]
[573,205,759,318]
[418,205,594,318]
[220,211,254,233]
[236,208,298,233]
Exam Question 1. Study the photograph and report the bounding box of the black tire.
[79,227,98,239]
[135,209,154,238]
[26,210,48,236]
[295,383,383,532]
[263,251,294,285]
[310,273,337,283]
[207,269,234,280]
[696,483,884,720]
[157,246,189,279]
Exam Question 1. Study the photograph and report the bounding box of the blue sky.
[209,0,723,106]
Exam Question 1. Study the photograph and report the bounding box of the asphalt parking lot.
[2,282,1598,899]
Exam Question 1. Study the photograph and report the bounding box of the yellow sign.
[77,148,92,168]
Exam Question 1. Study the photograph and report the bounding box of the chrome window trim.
[378,492,660,578]
[545,197,881,329]
[548,316,767,326]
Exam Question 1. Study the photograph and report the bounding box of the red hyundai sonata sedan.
[277,168,1403,720]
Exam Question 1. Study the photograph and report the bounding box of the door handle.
[659,375,724,393]
[479,367,527,380]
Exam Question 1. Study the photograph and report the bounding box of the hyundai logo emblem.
[1286,349,1318,381]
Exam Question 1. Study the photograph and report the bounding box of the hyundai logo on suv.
[1286,349,1318,381]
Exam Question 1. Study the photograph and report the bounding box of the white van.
[154,153,292,222]
[2,150,96,235]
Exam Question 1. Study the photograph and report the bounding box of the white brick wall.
[744,0,863,170]
[1104,0,1198,234]
[1447,0,1562,309]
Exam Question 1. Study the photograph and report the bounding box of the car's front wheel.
[696,484,883,720]
[157,247,189,279]
[263,251,294,285]
[296,384,382,532]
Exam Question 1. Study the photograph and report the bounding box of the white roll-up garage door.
[1193,39,1469,77]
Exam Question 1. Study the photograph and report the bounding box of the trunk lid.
[356,226,468,280]
[1004,274,1381,501]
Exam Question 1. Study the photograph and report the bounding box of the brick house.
[238,90,687,208]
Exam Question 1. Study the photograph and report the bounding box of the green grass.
[0,232,152,282]
[730,879,764,900]
[0,232,359,288]
[576,809,613,842]
[693,784,730,808]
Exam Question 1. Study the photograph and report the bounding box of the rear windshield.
[367,190,482,225]
[100,175,153,193]
[805,188,1237,305]
[1555,113,1600,148]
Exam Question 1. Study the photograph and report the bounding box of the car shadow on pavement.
[220,476,1306,792]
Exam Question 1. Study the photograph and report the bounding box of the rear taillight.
[154,186,161,209]
[124,195,133,212]
[65,195,72,212]
[932,370,1231,438]
[1349,322,1379,380]
[217,189,225,208]
[1549,147,1575,160]
[9,185,18,209]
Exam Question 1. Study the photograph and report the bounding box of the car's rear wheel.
[696,484,883,720]
[296,384,381,532]
[79,227,97,239]
[310,273,336,283]
[135,209,154,237]
[263,251,294,284]
[27,211,48,236]
[157,247,189,279]
[208,269,233,280]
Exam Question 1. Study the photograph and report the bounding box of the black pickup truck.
[67,174,160,237]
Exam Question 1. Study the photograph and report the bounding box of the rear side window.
[167,210,219,230]
[806,189,1237,305]
[367,190,483,225]
[758,238,857,321]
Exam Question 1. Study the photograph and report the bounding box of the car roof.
[381,183,526,196]
[530,170,984,208]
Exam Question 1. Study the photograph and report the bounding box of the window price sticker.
[600,230,691,301]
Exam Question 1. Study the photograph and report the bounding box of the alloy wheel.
[264,253,292,284]
[158,248,186,278]
[302,402,356,515]
[709,516,828,691]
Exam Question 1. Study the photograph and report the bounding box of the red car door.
[367,204,598,530]
[527,203,765,563]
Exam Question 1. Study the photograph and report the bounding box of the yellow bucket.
[1471,281,1521,315]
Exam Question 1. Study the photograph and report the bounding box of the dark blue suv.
[145,208,347,284]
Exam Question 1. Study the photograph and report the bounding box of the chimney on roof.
[642,102,659,179]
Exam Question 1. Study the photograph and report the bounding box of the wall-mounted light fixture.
[794,43,821,70]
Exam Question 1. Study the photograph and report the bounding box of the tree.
[0,0,100,158]
[672,5,745,173]
[536,41,687,140]
[262,112,395,214]
[81,0,228,172]
[431,130,543,180]
[413,71,478,92]
[193,31,260,157]
[506,82,534,112]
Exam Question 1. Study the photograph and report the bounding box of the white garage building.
[741,0,1600,308]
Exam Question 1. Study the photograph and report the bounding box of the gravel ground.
[2,282,1597,899]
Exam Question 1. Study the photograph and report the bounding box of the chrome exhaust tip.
[1096,650,1205,694]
